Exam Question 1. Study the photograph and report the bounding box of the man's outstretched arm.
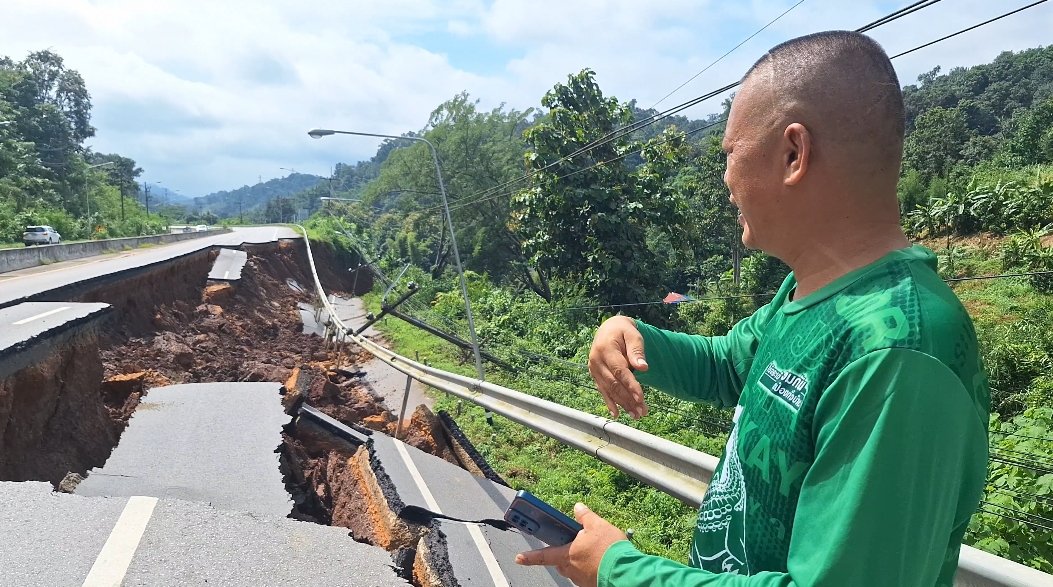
[587,304,773,419]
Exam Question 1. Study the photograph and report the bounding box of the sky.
[1,0,1051,197]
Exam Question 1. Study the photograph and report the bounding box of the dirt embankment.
[0,239,399,483]
[0,329,115,484]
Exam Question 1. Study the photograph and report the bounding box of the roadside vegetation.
[0,50,195,245]
[305,44,1053,571]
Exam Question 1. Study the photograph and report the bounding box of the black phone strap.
[397,504,513,531]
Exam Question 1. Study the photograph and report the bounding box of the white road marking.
[12,306,70,325]
[272,230,278,241]
[223,270,230,280]
[82,496,158,587]
[393,439,509,587]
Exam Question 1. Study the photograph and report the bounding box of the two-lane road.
[0,226,300,309]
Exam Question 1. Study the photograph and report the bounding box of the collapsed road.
[0,227,569,586]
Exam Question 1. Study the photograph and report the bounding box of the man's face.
[722,77,785,252]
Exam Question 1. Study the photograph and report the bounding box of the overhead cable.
[427,1,1040,218]
[432,0,950,212]
[890,0,1050,59]
[649,0,806,110]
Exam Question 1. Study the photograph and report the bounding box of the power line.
[426,0,950,216]
[649,0,806,110]
[945,270,1053,283]
[428,1,1033,221]
[991,447,1053,471]
[990,454,1053,476]
[987,486,1053,506]
[991,428,1053,445]
[977,507,1053,533]
[979,500,1053,530]
[436,117,727,215]
[890,0,1050,60]
[856,0,944,32]
[505,268,1053,316]
[367,286,734,431]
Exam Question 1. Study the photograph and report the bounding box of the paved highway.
[0,226,299,309]
[371,432,571,586]
[0,481,407,586]
[207,248,249,281]
[0,302,110,357]
[77,383,292,517]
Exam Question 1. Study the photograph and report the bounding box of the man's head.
[723,31,905,258]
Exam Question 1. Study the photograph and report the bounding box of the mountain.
[194,173,323,218]
[159,189,194,204]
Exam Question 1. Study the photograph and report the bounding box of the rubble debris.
[56,472,84,494]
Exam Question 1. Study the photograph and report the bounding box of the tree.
[903,106,972,182]
[14,50,93,146]
[998,97,1053,166]
[512,69,687,306]
[354,93,543,295]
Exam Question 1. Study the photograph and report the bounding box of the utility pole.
[119,176,125,221]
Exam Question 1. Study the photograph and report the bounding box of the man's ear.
[783,123,810,186]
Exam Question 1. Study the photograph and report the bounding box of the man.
[517,31,989,586]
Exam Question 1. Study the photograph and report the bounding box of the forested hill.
[899,44,1052,194]
[195,172,323,218]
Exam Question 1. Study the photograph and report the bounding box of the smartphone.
[503,490,583,546]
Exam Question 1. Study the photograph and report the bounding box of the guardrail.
[296,226,1053,587]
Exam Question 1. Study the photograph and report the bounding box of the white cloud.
[0,0,1050,195]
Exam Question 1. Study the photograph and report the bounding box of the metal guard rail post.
[295,226,1053,587]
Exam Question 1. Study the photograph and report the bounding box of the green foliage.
[906,176,1053,238]
[967,408,1053,573]
[512,69,722,308]
[903,106,973,182]
[0,49,166,243]
[513,69,651,303]
[1002,228,1053,293]
[998,98,1053,167]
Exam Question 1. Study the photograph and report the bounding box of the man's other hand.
[588,316,649,419]
[516,503,626,587]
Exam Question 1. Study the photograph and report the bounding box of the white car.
[23,225,61,246]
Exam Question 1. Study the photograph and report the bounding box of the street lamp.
[308,127,485,383]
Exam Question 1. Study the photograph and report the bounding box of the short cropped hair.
[745,31,905,173]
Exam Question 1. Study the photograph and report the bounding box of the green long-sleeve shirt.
[599,246,989,587]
